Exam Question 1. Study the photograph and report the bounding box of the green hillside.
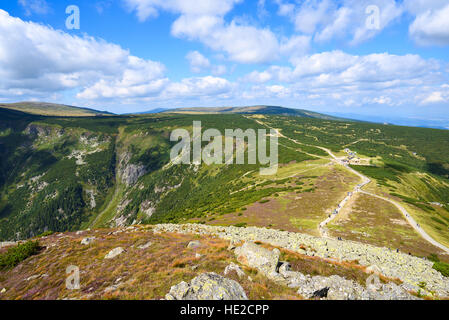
[0,108,448,262]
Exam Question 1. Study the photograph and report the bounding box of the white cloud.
[0,10,168,101]
[186,51,211,73]
[18,0,50,16]
[239,50,447,110]
[409,4,449,46]
[77,56,167,99]
[276,0,402,45]
[185,51,227,75]
[163,76,233,99]
[280,35,311,64]
[421,92,445,104]
[248,51,440,87]
[124,0,284,64]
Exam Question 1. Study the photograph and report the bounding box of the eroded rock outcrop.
[165,273,248,300]
[118,152,147,186]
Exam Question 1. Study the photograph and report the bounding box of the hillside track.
[252,117,449,255]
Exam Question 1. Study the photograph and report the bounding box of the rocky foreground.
[154,224,449,297]
[1,224,448,300]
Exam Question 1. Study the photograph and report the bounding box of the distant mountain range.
[0,102,113,117]
[157,105,346,121]
[1,102,447,130]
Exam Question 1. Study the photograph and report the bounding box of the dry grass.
[0,227,303,300]
[328,193,449,262]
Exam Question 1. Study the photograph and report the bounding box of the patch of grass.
[433,261,449,277]
[0,241,41,270]
[36,231,54,238]
[234,223,248,228]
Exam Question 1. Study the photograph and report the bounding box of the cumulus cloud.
[275,0,402,45]
[409,3,449,46]
[239,50,447,110]
[246,51,440,87]
[163,76,233,99]
[0,9,168,101]
[186,51,211,73]
[186,51,227,75]
[124,0,285,64]
[0,10,237,105]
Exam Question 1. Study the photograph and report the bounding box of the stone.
[312,287,329,299]
[1,288,6,294]
[25,275,40,281]
[167,273,248,300]
[105,247,125,259]
[138,241,152,250]
[224,263,246,279]
[235,242,280,278]
[152,223,449,297]
[187,240,202,249]
[81,237,95,245]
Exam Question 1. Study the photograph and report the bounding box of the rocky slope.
[154,224,449,297]
[1,224,447,300]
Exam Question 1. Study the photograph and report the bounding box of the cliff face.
[118,152,147,187]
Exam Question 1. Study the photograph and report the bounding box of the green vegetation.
[0,241,41,270]
[0,107,448,248]
[428,254,449,277]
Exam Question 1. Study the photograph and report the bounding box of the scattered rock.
[187,240,202,249]
[105,247,125,259]
[25,275,40,281]
[235,242,280,279]
[312,287,329,299]
[153,224,449,297]
[165,273,248,300]
[224,263,246,279]
[195,253,203,259]
[138,241,152,250]
[1,288,6,294]
[81,237,95,245]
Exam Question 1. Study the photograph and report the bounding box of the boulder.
[165,273,248,300]
[81,237,95,245]
[105,247,125,259]
[235,242,280,278]
[224,263,246,279]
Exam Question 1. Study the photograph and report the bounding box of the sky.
[0,0,448,120]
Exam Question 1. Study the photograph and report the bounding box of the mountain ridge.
[0,102,113,117]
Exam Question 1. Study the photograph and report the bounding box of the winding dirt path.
[252,117,449,254]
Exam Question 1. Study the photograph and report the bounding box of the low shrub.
[0,241,41,270]
[433,261,449,277]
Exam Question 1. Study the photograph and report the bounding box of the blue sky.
[0,0,448,121]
